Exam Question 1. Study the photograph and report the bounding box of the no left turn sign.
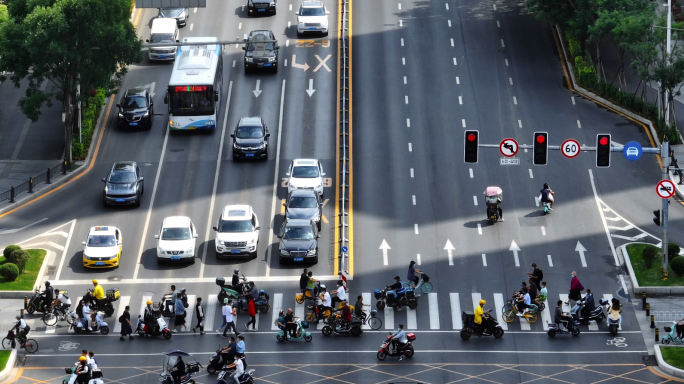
[561,139,581,159]
[500,138,519,157]
[656,179,676,199]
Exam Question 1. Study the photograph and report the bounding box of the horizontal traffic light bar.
[476,144,660,153]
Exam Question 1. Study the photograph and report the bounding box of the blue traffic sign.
[623,141,643,161]
[341,246,348,253]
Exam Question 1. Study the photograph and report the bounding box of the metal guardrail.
[0,161,65,203]
[338,0,350,274]
[654,311,684,323]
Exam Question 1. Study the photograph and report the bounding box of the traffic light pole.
[661,141,670,280]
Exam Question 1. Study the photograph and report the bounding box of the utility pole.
[661,140,671,280]
[666,1,673,124]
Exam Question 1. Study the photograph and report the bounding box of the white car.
[213,205,260,259]
[286,159,325,197]
[154,216,198,264]
[296,1,329,36]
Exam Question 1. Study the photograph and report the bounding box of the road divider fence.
[337,0,351,274]
[0,162,66,203]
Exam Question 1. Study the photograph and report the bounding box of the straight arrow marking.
[575,241,587,267]
[253,80,262,97]
[380,239,390,266]
[445,240,455,266]
[306,79,316,97]
[509,240,520,267]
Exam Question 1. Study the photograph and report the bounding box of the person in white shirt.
[225,355,244,384]
[11,315,29,343]
[87,351,97,370]
[222,299,239,338]
[316,285,332,322]
[331,280,346,310]
[52,289,72,309]
[81,301,93,331]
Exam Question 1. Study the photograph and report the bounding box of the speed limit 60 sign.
[561,139,581,159]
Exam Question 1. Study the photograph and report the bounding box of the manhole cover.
[46,265,56,274]
[632,169,645,174]
[643,355,658,366]
[140,162,153,166]
[612,266,624,275]
[108,276,123,281]
[170,148,184,153]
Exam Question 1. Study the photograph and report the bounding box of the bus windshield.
[168,87,214,116]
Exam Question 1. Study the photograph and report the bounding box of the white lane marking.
[284,59,288,66]
[589,170,620,266]
[529,169,534,178]
[445,240,455,266]
[513,96,518,104]
[541,226,546,236]
[199,81,233,278]
[113,296,131,333]
[404,76,407,84]
[519,316,531,331]
[405,95,409,104]
[453,58,457,65]
[462,119,466,127]
[385,307,394,330]
[477,224,482,235]
[446,3,449,10]
[482,254,487,266]
[458,96,463,105]
[412,195,416,205]
[448,20,452,27]
[399,20,403,27]
[429,294,440,329]
[501,39,505,47]
[518,120,522,128]
[402,57,406,65]
[510,240,520,267]
[238,22,242,29]
[417,254,421,265]
[232,60,236,68]
[493,3,497,10]
[133,123,170,279]
[205,295,217,331]
[469,168,473,178]
[450,293,461,329]
[406,118,410,127]
[287,21,291,28]
[571,96,575,105]
[505,59,509,66]
[451,38,454,47]
[547,254,553,267]
[604,217,621,221]
[194,7,197,12]
[535,196,540,207]
[362,293,371,329]
[401,38,404,46]
[414,224,419,234]
[524,148,528,152]
[577,120,582,128]
[407,308,417,329]
[509,77,513,85]
[473,196,478,206]
[381,240,389,266]
[541,299,551,330]
[410,168,414,178]
[242,5,244,11]
[398,3,401,9]
[289,4,292,10]
[408,143,412,152]
[271,294,283,330]
[55,220,76,280]
[455,76,460,84]
[494,293,507,330]
[189,23,194,30]
[576,241,588,267]
[264,80,288,277]
[286,40,289,47]
[497,20,500,27]
[30,348,649,354]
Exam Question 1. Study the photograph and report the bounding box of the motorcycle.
[159,293,189,318]
[62,365,103,384]
[571,298,608,325]
[460,311,504,340]
[276,318,313,342]
[159,350,202,384]
[608,317,620,336]
[661,321,684,344]
[321,313,363,337]
[135,312,172,339]
[375,285,418,310]
[377,333,416,360]
[540,194,552,215]
[207,345,246,374]
[71,311,110,334]
[216,277,246,304]
[304,297,337,323]
[236,290,270,314]
[547,320,581,337]
[485,186,503,224]
[295,281,321,304]
[26,289,50,315]
[83,287,119,317]
[216,369,255,384]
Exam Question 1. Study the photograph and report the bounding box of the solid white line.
[410,168,414,178]
[577,120,582,128]
[55,219,76,280]
[284,59,288,66]
[405,95,409,104]
[445,3,449,10]
[455,76,460,84]
[428,294,440,329]
[399,20,403,27]
[238,22,242,29]
[408,143,412,152]
[286,40,289,47]
[461,119,466,127]
[398,3,401,9]
[199,81,233,278]
[265,80,288,277]
[535,196,540,207]
[501,39,505,47]
[194,7,197,12]
[414,224,419,234]
[469,168,473,178]
[477,224,482,235]
[547,254,553,267]
[13,220,70,245]
[113,296,131,333]
[32,349,648,355]
[509,77,513,85]
[287,21,291,28]
[384,306,394,330]
[473,196,477,206]
[404,76,407,84]
[493,293,507,330]
[518,119,522,128]
[412,195,416,205]
[541,226,546,236]
[589,170,620,266]
[448,20,452,27]
[271,293,283,330]
[482,254,487,266]
[402,58,406,65]
[406,118,410,127]
[505,59,509,66]
[458,96,463,105]
[416,254,421,265]
[45,325,55,334]
[232,60,236,68]
[289,4,292,10]
[571,96,576,105]
[493,4,497,10]
[453,58,457,65]
[133,126,169,279]
[407,308,417,329]
[497,20,500,27]
[529,169,534,178]
[450,38,454,47]
[513,96,518,104]
[401,38,404,46]
[189,24,194,30]
[450,293,461,329]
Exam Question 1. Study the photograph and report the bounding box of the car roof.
[249,30,273,38]
[111,161,137,172]
[292,159,318,166]
[221,205,253,220]
[301,1,324,7]
[124,88,147,98]
[284,218,313,227]
[88,226,117,235]
[238,117,262,127]
[289,190,318,198]
[151,17,178,33]
[163,216,191,228]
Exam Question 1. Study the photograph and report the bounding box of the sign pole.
[662,141,670,280]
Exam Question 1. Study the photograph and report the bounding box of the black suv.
[277,218,319,264]
[102,162,144,207]
[116,88,153,129]
[243,30,279,73]
[248,0,276,15]
[284,190,323,230]
[231,117,270,160]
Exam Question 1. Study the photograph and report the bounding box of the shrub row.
[72,88,106,160]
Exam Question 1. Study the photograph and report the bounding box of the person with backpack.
[192,297,205,335]
[11,315,30,344]
[119,305,133,340]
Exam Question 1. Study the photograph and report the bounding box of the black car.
[116,88,153,129]
[284,190,323,230]
[277,218,319,264]
[231,117,270,160]
[158,7,189,26]
[243,30,279,73]
[102,162,144,207]
[248,0,276,15]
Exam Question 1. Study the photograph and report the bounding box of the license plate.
[95,262,105,266]
[129,122,138,126]
[294,257,303,261]
[264,63,272,67]
[170,256,181,260]
[258,8,265,11]
[115,198,125,202]
[245,154,254,157]
[309,27,316,30]
[159,55,166,59]
[231,250,240,254]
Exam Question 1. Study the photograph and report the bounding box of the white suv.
[286,159,325,197]
[154,216,198,264]
[213,205,260,258]
[296,1,329,36]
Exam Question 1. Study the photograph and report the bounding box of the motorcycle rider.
[284,308,298,339]
[51,288,72,311]
[540,183,554,210]
[316,285,332,322]
[554,300,572,331]
[608,298,622,326]
[390,324,408,361]
[223,355,244,384]
[582,289,596,319]
[42,281,54,311]
[231,269,243,293]
[90,280,105,309]
[338,300,352,329]
[11,315,30,344]
[474,299,493,335]
[170,356,186,384]
[331,280,346,310]
[143,300,155,333]
[515,287,530,317]
[388,276,404,312]
[305,271,318,299]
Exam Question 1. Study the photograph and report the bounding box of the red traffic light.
[467,134,477,142]
[599,137,609,146]
[536,135,546,144]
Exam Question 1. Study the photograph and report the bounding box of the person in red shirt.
[339,300,352,329]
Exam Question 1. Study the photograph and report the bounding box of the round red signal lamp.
[599,137,609,146]
[467,134,477,142]
[536,135,546,144]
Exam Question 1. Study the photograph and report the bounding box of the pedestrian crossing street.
[29,291,622,336]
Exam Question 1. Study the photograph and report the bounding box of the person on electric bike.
[330,280,346,310]
[390,324,408,361]
[143,300,156,333]
[220,338,237,366]
[388,276,404,311]
[540,183,554,210]
[338,300,352,329]
[170,355,186,384]
[42,281,54,310]
[305,271,318,299]
[316,285,331,322]
[474,299,493,335]
[90,280,105,309]
[223,355,244,384]
[554,300,572,331]
[231,269,243,293]
[515,287,530,317]
[11,315,30,344]
[582,289,596,318]
[75,356,90,384]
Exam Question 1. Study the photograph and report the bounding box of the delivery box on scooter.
[106,288,120,301]
[406,333,416,341]
[216,277,225,286]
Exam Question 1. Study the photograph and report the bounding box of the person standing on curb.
[192,297,205,335]
[566,271,584,307]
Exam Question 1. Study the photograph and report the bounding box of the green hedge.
[72,88,106,160]
[563,30,682,144]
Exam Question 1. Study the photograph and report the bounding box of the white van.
[147,18,179,61]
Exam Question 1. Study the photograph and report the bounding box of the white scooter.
[62,365,103,384]
[71,312,110,334]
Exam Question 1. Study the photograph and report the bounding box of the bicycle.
[2,330,38,353]
[43,304,75,326]
[364,309,382,330]
[405,274,433,294]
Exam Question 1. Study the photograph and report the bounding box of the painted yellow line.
[648,366,684,382]
[280,199,285,215]
[347,0,354,276]
[3,368,23,384]
[333,0,342,277]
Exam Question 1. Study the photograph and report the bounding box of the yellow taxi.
[81,226,122,268]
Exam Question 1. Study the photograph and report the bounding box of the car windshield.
[161,227,191,240]
[246,42,274,52]
[236,126,264,139]
[150,33,175,43]
[169,89,214,116]
[107,171,136,183]
[122,96,147,108]
[87,235,116,247]
[219,220,253,232]
[292,165,319,178]
[161,8,183,16]
[300,7,325,16]
[289,196,318,208]
[283,226,314,240]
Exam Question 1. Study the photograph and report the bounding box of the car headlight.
[313,214,320,222]
[280,250,290,256]
[245,57,253,63]
[143,111,149,117]
[186,249,193,254]
[270,1,275,5]
[268,57,276,62]
[158,247,165,254]
[110,254,119,260]
[307,249,317,255]
[255,143,266,149]
[218,240,225,245]
[118,113,124,118]
[233,142,240,149]
[83,254,92,260]
[170,121,181,127]
[315,183,322,188]
[299,21,305,26]
[249,238,255,244]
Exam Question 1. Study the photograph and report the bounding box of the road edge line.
[333,0,342,276]
[348,0,354,276]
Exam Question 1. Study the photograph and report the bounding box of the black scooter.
[571,298,608,324]
[547,319,581,337]
[460,311,505,340]
[26,289,50,315]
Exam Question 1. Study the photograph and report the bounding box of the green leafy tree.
[0,0,142,166]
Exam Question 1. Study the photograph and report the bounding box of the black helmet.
[45,281,51,287]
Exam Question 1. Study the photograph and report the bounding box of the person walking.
[527,263,543,291]
[245,295,257,331]
[223,299,240,338]
[119,305,133,340]
[566,271,584,307]
[216,298,229,334]
[192,297,205,335]
[173,296,186,332]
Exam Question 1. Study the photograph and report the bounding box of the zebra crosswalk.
[25,290,619,336]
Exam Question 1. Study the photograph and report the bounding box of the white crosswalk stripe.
[113,296,131,333]
[362,292,372,330]
[493,293,507,330]
[384,306,394,330]
[428,293,439,329]
[205,294,218,331]
[271,294,283,330]
[406,308,417,330]
[540,299,551,330]
[450,293,462,330]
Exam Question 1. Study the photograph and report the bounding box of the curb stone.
[0,350,17,383]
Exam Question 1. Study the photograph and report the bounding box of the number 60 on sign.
[561,139,581,159]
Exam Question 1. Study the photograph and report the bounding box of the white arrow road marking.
[379,239,390,266]
[445,239,455,266]
[575,241,587,267]
[138,82,156,98]
[509,240,521,267]
[313,54,332,72]
[306,79,315,97]
[291,55,309,71]
[253,80,262,97]
[0,218,48,235]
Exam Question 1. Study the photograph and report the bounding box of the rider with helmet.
[231,269,243,293]
[42,281,54,310]
[474,299,493,335]
[143,300,155,333]
[540,183,554,210]
[11,315,30,344]
[91,280,105,308]
[316,284,331,322]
